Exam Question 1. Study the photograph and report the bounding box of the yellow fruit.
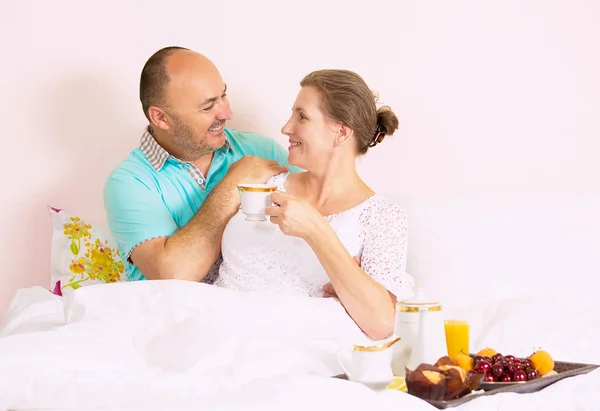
[476,348,498,358]
[451,353,474,372]
[529,350,554,375]
[386,376,407,392]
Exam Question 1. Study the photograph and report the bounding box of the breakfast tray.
[333,360,598,409]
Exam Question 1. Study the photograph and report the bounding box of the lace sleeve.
[359,196,415,300]
[266,172,290,192]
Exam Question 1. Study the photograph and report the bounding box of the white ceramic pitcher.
[391,286,447,377]
[337,336,400,387]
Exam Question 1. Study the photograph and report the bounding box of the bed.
[1,191,598,410]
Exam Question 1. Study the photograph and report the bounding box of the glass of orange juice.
[444,320,470,359]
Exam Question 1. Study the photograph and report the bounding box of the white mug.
[237,184,278,221]
[337,337,399,387]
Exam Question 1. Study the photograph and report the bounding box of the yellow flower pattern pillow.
[48,206,126,294]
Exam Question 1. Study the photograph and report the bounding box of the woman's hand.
[266,191,326,240]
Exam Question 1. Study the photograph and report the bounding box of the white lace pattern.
[214,173,414,299]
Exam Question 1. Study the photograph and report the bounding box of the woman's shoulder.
[360,194,408,224]
[266,172,291,191]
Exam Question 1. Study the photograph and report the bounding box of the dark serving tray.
[333,360,598,409]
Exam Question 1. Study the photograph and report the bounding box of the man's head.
[139,47,233,161]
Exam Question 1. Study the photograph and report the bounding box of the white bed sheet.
[0,280,598,411]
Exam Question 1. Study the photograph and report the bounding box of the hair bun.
[376,106,399,137]
[368,106,399,147]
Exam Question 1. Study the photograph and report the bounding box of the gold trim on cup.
[398,305,442,313]
[353,336,401,352]
[237,185,278,193]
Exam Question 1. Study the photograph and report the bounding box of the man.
[104,46,292,283]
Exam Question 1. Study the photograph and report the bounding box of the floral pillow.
[48,206,126,295]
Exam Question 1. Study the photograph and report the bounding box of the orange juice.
[444,320,470,359]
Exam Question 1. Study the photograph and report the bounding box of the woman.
[214,69,414,340]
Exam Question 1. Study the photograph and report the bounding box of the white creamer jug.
[391,286,447,377]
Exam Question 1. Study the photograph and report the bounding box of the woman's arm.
[267,192,411,341]
[305,222,397,340]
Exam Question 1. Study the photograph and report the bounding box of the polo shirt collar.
[140,127,232,172]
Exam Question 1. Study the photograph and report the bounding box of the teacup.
[237,184,278,221]
[337,336,400,388]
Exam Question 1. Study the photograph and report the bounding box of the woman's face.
[281,86,340,171]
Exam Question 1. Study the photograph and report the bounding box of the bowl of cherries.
[470,353,540,389]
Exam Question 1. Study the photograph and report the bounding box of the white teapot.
[391,286,447,377]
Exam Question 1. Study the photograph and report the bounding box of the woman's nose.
[281,118,293,136]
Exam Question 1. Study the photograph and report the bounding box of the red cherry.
[526,368,539,380]
[476,360,492,373]
[513,370,527,382]
[513,363,524,372]
[491,363,505,378]
[521,359,533,369]
[504,355,516,363]
[492,353,504,363]
[484,373,496,382]
[501,374,512,382]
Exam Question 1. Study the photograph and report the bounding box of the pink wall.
[1,0,599,315]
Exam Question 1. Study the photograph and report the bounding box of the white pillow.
[48,206,126,296]
[389,192,600,308]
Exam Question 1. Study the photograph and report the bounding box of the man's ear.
[334,123,353,147]
[148,106,171,131]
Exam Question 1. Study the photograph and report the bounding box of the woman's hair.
[300,69,399,155]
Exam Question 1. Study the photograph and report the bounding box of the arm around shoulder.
[104,171,239,282]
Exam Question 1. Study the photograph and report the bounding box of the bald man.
[104,46,294,283]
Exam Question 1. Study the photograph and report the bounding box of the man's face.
[161,54,233,161]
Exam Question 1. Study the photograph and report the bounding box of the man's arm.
[107,155,287,282]
[129,179,238,281]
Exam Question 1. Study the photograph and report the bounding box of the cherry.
[482,356,493,364]
[500,358,511,368]
[491,363,505,378]
[473,356,485,366]
[526,368,539,380]
[513,370,527,382]
[513,363,524,372]
[521,359,533,369]
[484,373,496,382]
[501,374,512,382]
[504,355,516,363]
[492,353,504,363]
[475,360,492,374]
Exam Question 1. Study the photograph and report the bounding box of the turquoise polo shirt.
[103,128,297,281]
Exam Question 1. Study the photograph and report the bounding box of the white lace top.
[213,173,415,299]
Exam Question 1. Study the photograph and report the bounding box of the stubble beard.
[172,117,224,159]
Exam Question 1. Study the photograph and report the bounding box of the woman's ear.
[334,123,354,147]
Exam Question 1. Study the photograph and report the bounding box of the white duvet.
[0,280,599,411]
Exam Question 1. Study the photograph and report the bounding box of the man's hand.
[223,155,288,188]
[323,256,361,298]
